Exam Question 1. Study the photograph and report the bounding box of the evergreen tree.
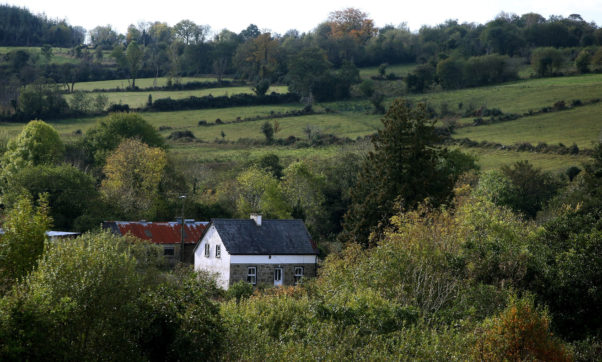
[340,99,455,247]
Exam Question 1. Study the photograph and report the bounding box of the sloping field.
[453,102,602,149]
[405,74,602,115]
[459,147,591,172]
[72,76,234,91]
[66,86,289,109]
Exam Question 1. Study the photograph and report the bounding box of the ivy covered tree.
[82,112,164,166]
[340,99,462,247]
[0,194,52,290]
[100,139,167,219]
[1,120,64,175]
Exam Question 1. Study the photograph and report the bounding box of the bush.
[107,103,130,112]
[566,166,581,181]
[473,295,572,361]
[151,93,298,111]
[226,281,254,302]
[167,130,196,140]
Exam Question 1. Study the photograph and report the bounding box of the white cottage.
[194,214,318,289]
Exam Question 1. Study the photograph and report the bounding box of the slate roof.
[208,219,318,255]
[103,221,208,244]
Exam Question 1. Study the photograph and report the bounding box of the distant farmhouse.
[195,214,318,289]
[102,220,207,265]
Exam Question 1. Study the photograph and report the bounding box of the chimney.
[250,213,262,226]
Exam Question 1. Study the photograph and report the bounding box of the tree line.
[0,5,85,47]
[3,8,602,119]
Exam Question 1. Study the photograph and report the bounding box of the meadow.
[359,63,417,78]
[71,76,235,91]
[0,46,80,65]
[66,85,289,109]
[453,102,602,149]
[403,73,602,115]
[2,67,600,173]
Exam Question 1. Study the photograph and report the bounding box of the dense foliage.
[0,5,85,47]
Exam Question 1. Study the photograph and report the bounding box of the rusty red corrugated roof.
[108,221,208,244]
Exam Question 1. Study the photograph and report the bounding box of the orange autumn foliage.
[473,296,573,361]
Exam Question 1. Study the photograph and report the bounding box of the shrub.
[473,295,572,361]
[197,120,207,126]
[151,93,298,111]
[107,104,130,112]
[553,100,566,110]
[226,281,254,302]
[565,166,581,181]
[167,130,196,140]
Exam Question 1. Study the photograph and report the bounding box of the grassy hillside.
[66,85,289,109]
[359,63,416,79]
[0,46,80,65]
[72,76,235,91]
[453,102,602,149]
[404,74,602,114]
[2,72,600,173]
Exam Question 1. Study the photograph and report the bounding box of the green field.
[66,86,289,109]
[459,147,590,172]
[72,76,235,91]
[359,63,416,78]
[404,74,602,115]
[2,72,600,173]
[0,104,308,140]
[156,112,381,142]
[453,102,602,149]
[169,142,352,164]
[0,46,80,65]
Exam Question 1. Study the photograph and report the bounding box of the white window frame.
[204,243,210,257]
[215,245,221,258]
[163,246,175,256]
[247,267,257,285]
[294,266,304,285]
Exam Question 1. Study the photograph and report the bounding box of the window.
[215,245,221,258]
[204,243,210,257]
[163,247,175,256]
[247,267,257,285]
[294,267,304,285]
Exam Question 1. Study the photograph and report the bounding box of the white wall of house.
[194,226,230,289]
[230,255,317,264]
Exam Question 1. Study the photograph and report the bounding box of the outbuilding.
[103,220,207,265]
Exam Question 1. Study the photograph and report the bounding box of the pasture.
[0,46,80,65]
[460,147,590,172]
[65,86,289,109]
[71,76,235,91]
[359,63,416,78]
[453,102,602,149]
[404,73,602,115]
[2,70,600,174]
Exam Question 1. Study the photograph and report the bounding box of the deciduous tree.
[100,139,167,219]
[1,120,64,175]
[0,194,52,289]
[126,41,143,88]
[328,8,377,44]
[234,167,289,218]
[82,112,164,166]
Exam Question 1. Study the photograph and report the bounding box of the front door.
[274,268,283,286]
